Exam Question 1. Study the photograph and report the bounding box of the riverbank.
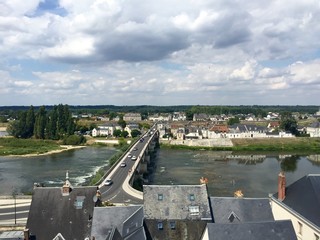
[161,137,320,153]
[0,138,86,157]
[15,145,87,157]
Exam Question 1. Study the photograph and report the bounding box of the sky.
[1,0,320,106]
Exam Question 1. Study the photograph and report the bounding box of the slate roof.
[143,185,211,220]
[229,124,267,133]
[273,174,320,228]
[26,186,97,240]
[205,220,297,240]
[210,197,274,223]
[90,205,145,240]
[309,122,320,128]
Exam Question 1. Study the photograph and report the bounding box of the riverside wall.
[161,138,233,147]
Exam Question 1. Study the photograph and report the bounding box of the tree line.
[7,105,80,142]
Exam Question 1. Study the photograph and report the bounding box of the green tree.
[131,129,141,138]
[46,106,58,140]
[280,112,298,135]
[113,129,122,137]
[118,119,126,129]
[227,117,240,126]
[34,106,47,139]
[25,106,35,138]
[121,130,129,138]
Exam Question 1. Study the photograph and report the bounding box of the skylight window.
[157,222,163,230]
[158,194,163,201]
[189,194,195,201]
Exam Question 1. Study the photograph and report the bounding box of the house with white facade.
[172,112,186,121]
[92,123,117,137]
[306,122,320,137]
[270,172,320,240]
[123,113,142,122]
[148,113,172,122]
[227,124,268,138]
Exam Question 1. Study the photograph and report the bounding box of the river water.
[1,146,320,198]
[0,146,118,195]
[152,149,320,198]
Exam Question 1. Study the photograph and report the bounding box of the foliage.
[0,138,62,156]
[139,122,150,130]
[8,104,75,141]
[131,129,141,138]
[113,129,122,137]
[280,112,298,135]
[121,130,129,138]
[227,116,240,125]
[117,119,126,129]
[62,135,86,145]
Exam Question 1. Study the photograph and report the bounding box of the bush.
[62,135,86,145]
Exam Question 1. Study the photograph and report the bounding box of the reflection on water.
[0,146,117,195]
[152,149,320,198]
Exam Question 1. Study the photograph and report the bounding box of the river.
[0,146,118,195]
[1,146,320,198]
[152,149,320,198]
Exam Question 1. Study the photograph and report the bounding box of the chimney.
[278,171,286,201]
[62,171,73,196]
[24,228,30,240]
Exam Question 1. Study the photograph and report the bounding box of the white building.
[270,173,320,240]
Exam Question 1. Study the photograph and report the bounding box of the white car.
[131,156,137,161]
[128,154,132,158]
[120,162,126,167]
[104,179,113,186]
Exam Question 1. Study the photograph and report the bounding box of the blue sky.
[1,0,320,106]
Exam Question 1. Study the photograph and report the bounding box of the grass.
[161,137,320,153]
[0,138,62,156]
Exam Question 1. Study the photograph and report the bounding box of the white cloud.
[0,0,320,105]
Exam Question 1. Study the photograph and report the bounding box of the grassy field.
[161,137,320,153]
[231,137,320,151]
[0,138,62,156]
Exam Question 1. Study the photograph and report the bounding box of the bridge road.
[99,130,156,204]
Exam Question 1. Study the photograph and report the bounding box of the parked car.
[131,156,137,161]
[120,162,126,167]
[104,179,113,186]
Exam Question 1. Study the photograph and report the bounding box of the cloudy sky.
[1,0,320,106]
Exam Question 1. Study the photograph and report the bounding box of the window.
[158,194,163,201]
[315,233,319,240]
[189,194,195,201]
[169,221,176,230]
[298,222,303,235]
[157,222,163,230]
[189,206,200,215]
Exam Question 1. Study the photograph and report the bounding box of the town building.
[270,173,320,240]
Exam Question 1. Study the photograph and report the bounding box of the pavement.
[0,197,32,226]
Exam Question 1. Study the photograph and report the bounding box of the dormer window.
[169,221,176,230]
[157,222,163,230]
[158,194,163,201]
[189,206,200,215]
[228,211,240,223]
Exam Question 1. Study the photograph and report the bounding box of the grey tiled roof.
[26,186,97,240]
[210,197,274,223]
[143,185,211,220]
[274,174,320,228]
[206,220,297,240]
[90,205,145,240]
[309,121,320,128]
